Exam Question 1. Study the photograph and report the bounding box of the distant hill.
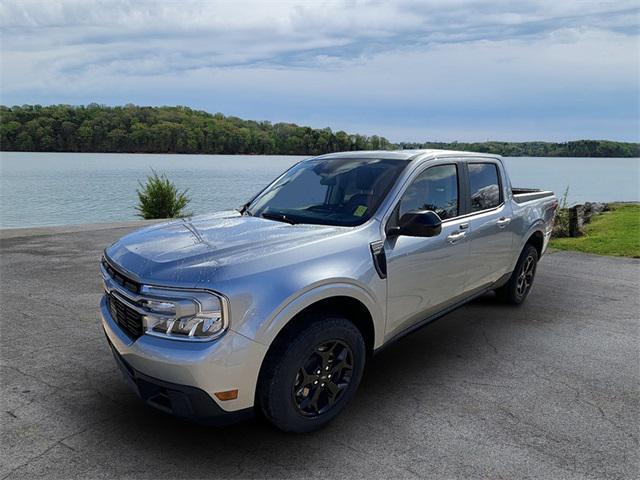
[397,140,640,158]
[1,104,638,157]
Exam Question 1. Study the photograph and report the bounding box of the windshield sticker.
[353,205,368,217]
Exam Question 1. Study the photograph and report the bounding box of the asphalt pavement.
[1,223,638,479]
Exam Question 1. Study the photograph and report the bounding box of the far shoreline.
[1,150,639,159]
[3,105,639,158]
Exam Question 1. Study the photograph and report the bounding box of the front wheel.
[257,315,366,433]
[495,244,539,305]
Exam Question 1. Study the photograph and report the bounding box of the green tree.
[136,170,191,219]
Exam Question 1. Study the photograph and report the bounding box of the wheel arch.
[525,229,544,257]
[255,281,383,350]
[254,290,378,410]
[286,296,376,357]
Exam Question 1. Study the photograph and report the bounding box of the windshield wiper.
[260,212,297,225]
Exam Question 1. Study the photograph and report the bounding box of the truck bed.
[512,188,555,204]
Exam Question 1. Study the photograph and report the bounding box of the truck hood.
[105,211,347,286]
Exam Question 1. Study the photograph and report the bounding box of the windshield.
[246,158,409,226]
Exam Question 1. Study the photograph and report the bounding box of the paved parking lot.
[1,223,639,479]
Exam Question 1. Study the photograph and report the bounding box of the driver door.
[384,163,471,340]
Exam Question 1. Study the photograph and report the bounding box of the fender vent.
[370,241,387,279]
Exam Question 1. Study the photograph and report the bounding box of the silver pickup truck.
[100,149,557,432]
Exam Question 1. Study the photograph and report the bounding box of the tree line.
[0,104,391,155]
[1,104,638,157]
[397,140,639,158]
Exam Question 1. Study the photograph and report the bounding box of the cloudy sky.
[1,0,638,142]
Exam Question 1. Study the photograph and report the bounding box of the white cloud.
[0,0,638,141]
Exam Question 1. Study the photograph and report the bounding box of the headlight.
[139,286,228,342]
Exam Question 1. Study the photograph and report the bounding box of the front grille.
[108,293,144,340]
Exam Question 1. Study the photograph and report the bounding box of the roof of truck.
[314,149,500,161]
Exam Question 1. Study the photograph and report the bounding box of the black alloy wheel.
[292,340,354,417]
[258,316,365,433]
[516,252,536,298]
[495,244,539,305]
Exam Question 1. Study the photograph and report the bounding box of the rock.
[566,202,610,236]
[583,202,609,224]
[584,202,607,217]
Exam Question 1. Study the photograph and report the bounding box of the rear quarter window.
[468,163,501,212]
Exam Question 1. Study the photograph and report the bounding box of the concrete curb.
[0,219,165,240]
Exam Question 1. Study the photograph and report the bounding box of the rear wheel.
[257,315,365,433]
[496,244,539,305]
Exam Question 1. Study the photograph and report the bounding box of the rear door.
[463,161,514,291]
[384,162,471,339]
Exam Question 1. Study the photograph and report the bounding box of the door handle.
[446,231,466,244]
[497,217,511,228]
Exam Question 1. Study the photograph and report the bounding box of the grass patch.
[550,203,640,258]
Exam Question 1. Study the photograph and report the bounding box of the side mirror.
[394,210,442,237]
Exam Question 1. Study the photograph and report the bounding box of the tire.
[495,244,539,305]
[257,314,366,433]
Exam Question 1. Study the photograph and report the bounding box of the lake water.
[1,152,638,229]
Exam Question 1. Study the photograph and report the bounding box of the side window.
[399,164,458,220]
[468,163,501,212]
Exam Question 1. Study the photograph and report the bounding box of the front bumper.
[105,332,253,425]
[100,295,267,422]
